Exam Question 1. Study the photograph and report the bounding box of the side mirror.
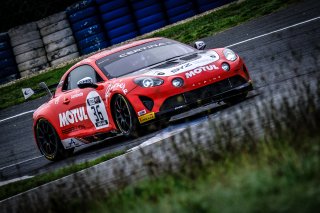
[194,41,206,50]
[39,82,53,98]
[77,77,98,89]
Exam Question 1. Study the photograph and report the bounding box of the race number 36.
[86,91,109,129]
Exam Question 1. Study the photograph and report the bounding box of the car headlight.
[221,62,230,71]
[172,78,184,87]
[223,48,237,61]
[134,77,164,88]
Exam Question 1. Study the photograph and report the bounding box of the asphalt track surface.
[0,0,319,183]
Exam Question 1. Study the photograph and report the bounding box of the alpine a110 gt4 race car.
[33,37,253,161]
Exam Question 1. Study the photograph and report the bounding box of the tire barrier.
[8,22,49,78]
[0,32,19,84]
[195,0,233,13]
[1,0,236,84]
[164,0,196,24]
[66,0,108,55]
[97,0,138,45]
[37,11,80,67]
[132,0,167,35]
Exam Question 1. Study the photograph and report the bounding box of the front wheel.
[112,94,140,138]
[35,119,74,161]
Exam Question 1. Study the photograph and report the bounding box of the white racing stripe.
[0,155,43,171]
[226,16,320,48]
[0,110,35,123]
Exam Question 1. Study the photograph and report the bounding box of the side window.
[63,65,103,91]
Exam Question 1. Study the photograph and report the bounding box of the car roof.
[74,37,164,66]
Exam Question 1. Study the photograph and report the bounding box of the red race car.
[33,37,252,161]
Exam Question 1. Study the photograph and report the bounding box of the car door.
[57,65,109,138]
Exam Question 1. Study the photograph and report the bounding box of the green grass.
[0,151,124,201]
[150,0,300,44]
[0,64,72,110]
[0,0,300,110]
[89,137,320,213]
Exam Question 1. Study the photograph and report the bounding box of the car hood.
[121,50,221,79]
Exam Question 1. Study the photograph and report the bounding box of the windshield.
[96,39,196,78]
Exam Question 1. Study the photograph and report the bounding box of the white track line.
[0,155,43,171]
[0,110,35,123]
[226,16,320,48]
[1,16,319,170]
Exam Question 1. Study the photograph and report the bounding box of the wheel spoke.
[114,95,134,134]
[38,127,45,136]
[36,120,59,156]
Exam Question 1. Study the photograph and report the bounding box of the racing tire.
[223,92,248,105]
[39,20,70,37]
[98,0,126,13]
[37,11,67,29]
[35,119,74,161]
[71,16,99,32]
[50,52,79,67]
[134,5,162,19]
[45,36,76,53]
[13,39,44,55]
[132,0,158,10]
[42,28,73,45]
[68,7,96,23]
[101,7,129,22]
[110,32,137,45]
[0,41,9,51]
[112,94,141,138]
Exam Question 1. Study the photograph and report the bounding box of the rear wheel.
[35,119,73,161]
[224,92,248,105]
[112,94,140,138]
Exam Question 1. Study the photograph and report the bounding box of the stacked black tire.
[8,22,49,78]
[37,12,79,67]
[164,0,196,24]
[97,0,138,45]
[195,0,233,13]
[0,33,19,84]
[67,0,108,55]
[132,0,167,35]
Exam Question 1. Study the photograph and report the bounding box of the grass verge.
[0,151,124,201]
[91,137,320,213]
[0,0,300,110]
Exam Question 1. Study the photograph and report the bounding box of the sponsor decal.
[86,91,109,129]
[71,92,83,99]
[171,63,193,73]
[62,125,86,134]
[105,82,128,98]
[119,42,171,58]
[138,112,155,124]
[145,53,219,77]
[185,64,219,79]
[138,109,147,116]
[59,107,88,127]
[61,138,86,149]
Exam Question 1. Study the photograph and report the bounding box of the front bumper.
[142,76,253,125]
